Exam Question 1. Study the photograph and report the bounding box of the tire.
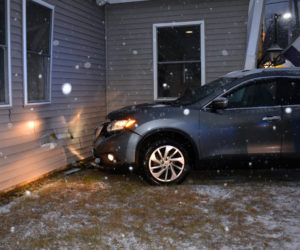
[141,138,190,185]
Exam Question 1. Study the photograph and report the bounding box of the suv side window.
[279,79,300,105]
[224,79,278,109]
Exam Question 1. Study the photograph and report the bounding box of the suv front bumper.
[93,124,141,168]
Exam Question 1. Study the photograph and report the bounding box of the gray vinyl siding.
[0,0,106,191]
[106,0,249,112]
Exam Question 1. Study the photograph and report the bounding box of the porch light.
[185,30,193,34]
[266,12,291,65]
[267,43,283,63]
[282,12,292,20]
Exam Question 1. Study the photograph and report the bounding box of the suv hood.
[107,102,171,120]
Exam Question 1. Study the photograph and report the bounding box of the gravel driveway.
[0,166,300,249]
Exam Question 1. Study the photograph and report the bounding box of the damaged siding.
[0,0,106,191]
[106,0,249,112]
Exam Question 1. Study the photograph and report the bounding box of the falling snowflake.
[162,83,170,89]
[285,107,292,114]
[53,40,60,46]
[62,83,72,95]
[84,62,92,69]
[183,109,190,116]
[222,50,229,56]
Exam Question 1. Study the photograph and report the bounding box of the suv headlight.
[107,119,136,132]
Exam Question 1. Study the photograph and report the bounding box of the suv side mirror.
[211,97,228,110]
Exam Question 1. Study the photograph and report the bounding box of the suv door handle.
[262,116,281,121]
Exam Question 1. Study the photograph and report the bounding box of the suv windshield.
[173,77,237,105]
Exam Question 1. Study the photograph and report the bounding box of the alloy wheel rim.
[148,145,185,183]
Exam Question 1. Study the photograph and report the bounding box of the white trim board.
[153,21,206,101]
[244,0,265,70]
[22,0,55,106]
[32,0,54,9]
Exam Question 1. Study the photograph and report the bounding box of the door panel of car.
[279,78,300,158]
[199,78,282,160]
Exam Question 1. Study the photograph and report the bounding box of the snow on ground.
[0,199,18,215]
[0,168,300,249]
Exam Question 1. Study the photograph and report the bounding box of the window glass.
[157,24,202,99]
[158,62,201,98]
[280,79,300,105]
[0,0,8,105]
[158,26,200,62]
[0,47,5,103]
[27,1,51,54]
[27,53,50,102]
[225,80,277,108]
[26,0,52,103]
[0,0,5,45]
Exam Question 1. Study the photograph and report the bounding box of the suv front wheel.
[142,139,190,185]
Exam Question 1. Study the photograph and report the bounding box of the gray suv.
[93,68,300,185]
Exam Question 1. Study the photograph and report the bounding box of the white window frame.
[0,0,12,108]
[22,0,54,106]
[153,21,206,101]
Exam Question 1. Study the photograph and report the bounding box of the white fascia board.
[244,0,265,70]
[107,0,149,4]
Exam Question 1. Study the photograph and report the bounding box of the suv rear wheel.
[142,139,190,185]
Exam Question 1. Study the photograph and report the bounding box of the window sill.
[24,101,51,107]
[0,104,12,109]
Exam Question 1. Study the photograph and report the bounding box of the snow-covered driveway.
[0,167,300,249]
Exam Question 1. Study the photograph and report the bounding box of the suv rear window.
[279,79,300,106]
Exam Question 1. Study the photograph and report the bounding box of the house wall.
[106,0,250,112]
[0,0,106,191]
